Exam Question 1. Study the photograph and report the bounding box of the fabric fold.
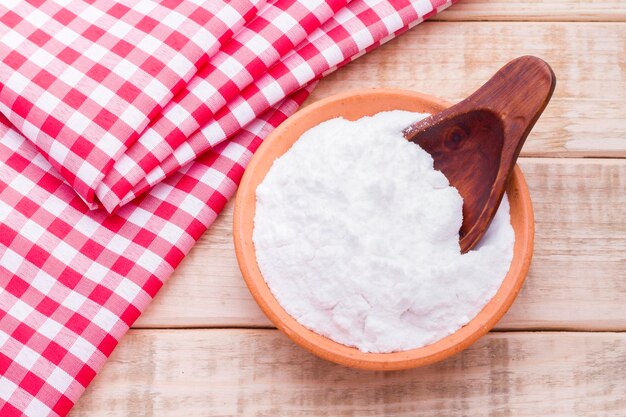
[0,0,264,205]
[96,0,349,211]
[98,0,448,212]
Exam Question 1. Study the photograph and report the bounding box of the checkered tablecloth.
[0,0,452,415]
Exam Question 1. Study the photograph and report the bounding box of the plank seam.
[129,326,626,332]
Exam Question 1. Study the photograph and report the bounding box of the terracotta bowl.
[233,89,534,371]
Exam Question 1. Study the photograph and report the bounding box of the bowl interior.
[234,89,534,370]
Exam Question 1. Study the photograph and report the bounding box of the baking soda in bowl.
[253,111,515,353]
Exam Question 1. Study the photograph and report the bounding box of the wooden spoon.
[403,56,556,253]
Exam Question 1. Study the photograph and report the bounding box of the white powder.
[253,111,515,353]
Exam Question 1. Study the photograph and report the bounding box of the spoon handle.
[462,55,556,170]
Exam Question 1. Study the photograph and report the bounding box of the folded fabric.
[0,0,264,204]
[0,0,453,415]
[0,0,348,208]
[98,0,442,212]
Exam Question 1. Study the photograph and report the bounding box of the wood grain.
[71,329,626,417]
[305,21,626,158]
[135,158,626,330]
[435,0,626,22]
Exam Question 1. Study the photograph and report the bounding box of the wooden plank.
[305,22,626,158]
[435,0,626,22]
[71,329,626,416]
[134,158,626,330]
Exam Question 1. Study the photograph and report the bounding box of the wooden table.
[71,1,626,415]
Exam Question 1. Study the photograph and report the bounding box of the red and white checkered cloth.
[0,0,453,415]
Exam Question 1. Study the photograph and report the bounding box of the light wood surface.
[435,0,626,21]
[71,2,626,416]
[72,330,626,416]
[307,21,626,158]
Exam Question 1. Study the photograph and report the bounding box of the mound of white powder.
[253,111,515,353]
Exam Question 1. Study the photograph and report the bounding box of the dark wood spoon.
[403,56,556,253]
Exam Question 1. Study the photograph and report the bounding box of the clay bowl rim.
[233,88,534,371]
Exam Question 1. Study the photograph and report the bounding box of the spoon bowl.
[234,88,535,370]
